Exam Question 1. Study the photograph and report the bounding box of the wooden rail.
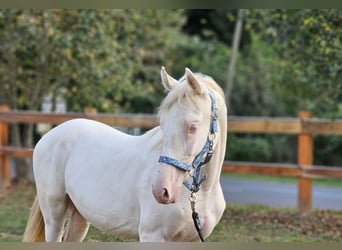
[222,161,342,179]
[1,106,342,213]
[228,116,342,135]
[0,110,158,129]
[1,110,342,134]
[0,146,33,158]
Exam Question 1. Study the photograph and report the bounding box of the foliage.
[64,9,185,113]
[222,10,342,165]
[314,135,342,166]
[226,134,271,162]
[0,10,53,110]
[232,33,294,116]
[182,10,251,51]
[245,9,342,117]
[0,9,184,153]
[0,10,184,114]
[222,33,298,164]
[165,35,230,90]
[241,10,342,166]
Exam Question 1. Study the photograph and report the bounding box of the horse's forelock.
[158,83,188,116]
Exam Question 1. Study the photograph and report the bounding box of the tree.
[246,9,342,117]
[225,9,244,105]
[182,9,251,51]
[0,9,184,142]
[0,9,184,178]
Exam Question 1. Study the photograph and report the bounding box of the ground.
[0,180,341,242]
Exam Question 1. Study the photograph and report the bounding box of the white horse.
[23,67,227,242]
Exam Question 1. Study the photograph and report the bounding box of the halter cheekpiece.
[158,90,218,192]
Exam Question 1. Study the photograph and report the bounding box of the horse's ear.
[161,66,178,91]
[185,68,204,96]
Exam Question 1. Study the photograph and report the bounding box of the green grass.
[222,173,342,188]
[0,181,341,242]
[85,226,135,242]
[0,181,35,242]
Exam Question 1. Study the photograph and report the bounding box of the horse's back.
[34,119,116,194]
[33,118,151,237]
[35,118,127,156]
[34,118,133,180]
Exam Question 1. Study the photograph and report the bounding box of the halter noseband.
[158,90,218,193]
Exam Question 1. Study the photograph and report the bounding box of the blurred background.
[0,9,341,178]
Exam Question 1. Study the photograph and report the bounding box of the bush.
[226,134,271,162]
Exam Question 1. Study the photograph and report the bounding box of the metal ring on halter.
[189,192,197,202]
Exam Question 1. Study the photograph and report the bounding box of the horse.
[23,67,227,242]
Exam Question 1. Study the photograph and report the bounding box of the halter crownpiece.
[158,90,218,193]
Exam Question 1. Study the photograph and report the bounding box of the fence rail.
[1,110,342,134]
[222,161,342,179]
[1,106,342,213]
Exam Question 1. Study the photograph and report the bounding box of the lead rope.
[190,192,205,242]
[187,91,218,242]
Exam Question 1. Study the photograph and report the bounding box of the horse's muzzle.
[152,184,177,204]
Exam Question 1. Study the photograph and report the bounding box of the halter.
[158,90,218,242]
[158,90,218,191]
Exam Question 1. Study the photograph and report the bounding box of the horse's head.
[152,67,217,204]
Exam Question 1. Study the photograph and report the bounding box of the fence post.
[297,111,313,214]
[0,105,10,190]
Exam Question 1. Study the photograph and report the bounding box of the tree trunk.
[225,9,244,106]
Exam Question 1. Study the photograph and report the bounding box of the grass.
[209,204,341,242]
[222,173,342,188]
[0,181,35,242]
[0,180,341,242]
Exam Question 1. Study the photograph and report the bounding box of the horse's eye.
[188,124,197,134]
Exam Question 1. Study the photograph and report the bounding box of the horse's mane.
[198,73,225,99]
[158,73,225,116]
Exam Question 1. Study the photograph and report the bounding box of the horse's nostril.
[162,188,169,201]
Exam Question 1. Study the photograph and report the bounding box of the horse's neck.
[139,126,163,154]
[201,142,225,193]
[201,103,227,193]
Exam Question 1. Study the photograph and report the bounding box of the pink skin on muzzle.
[152,163,187,204]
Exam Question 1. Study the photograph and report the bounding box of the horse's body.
[23,67,227,242]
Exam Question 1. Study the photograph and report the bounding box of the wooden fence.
[1,105,342,213]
